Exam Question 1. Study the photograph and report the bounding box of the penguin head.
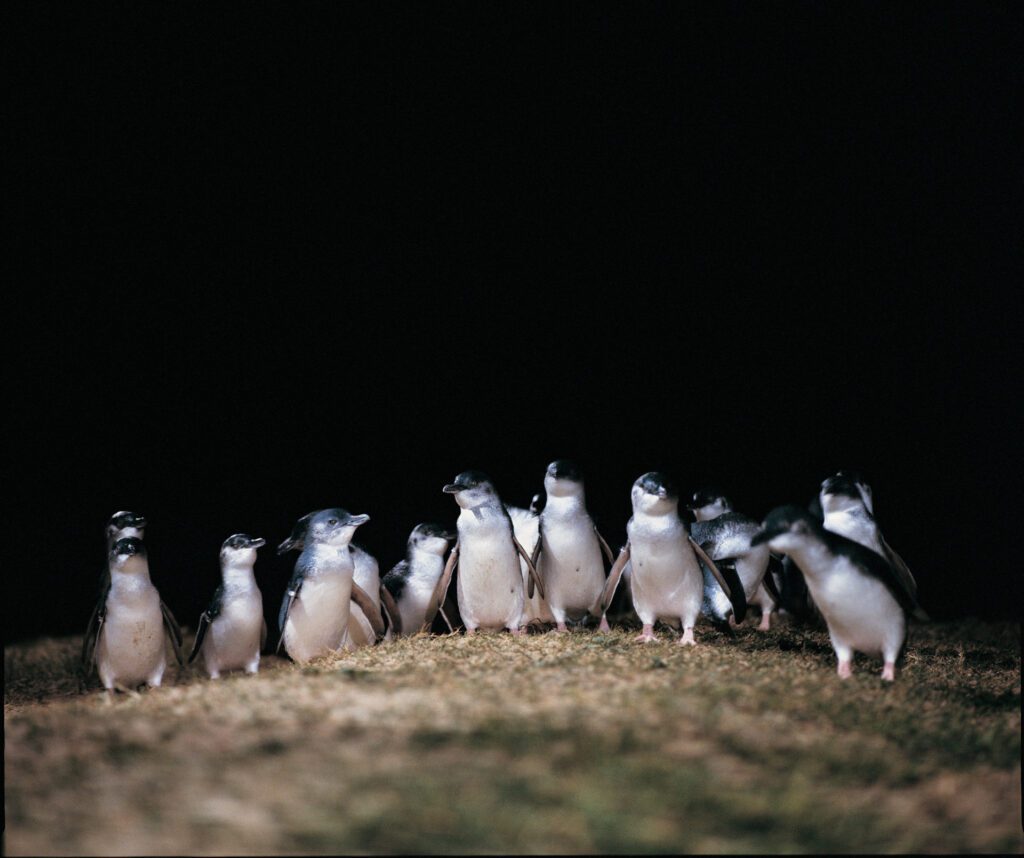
[106,510,147,542]
[819,472,869,517]
[109,536,147,572]
[835,468,874,514]
[529,492,544,514]
[409,522,455,555]
[544,459,584,498]
[750,505,822,552]
[221,533,266,565]
[442,471,498,509]
[685,486,732,521]
[277,508,370,553]
[631,472,679,515]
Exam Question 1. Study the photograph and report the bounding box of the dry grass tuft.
[5,619,1022,854]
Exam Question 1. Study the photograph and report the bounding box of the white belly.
[539,518,605,620]
[97,590,166,687]
[283,573,352,663]
[204,595,263,672]
[803,558,905,656]
[398,573,443,634]
[628,526,702,626]
[457,526,524,631]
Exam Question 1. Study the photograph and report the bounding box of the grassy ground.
[5,618,1021,855]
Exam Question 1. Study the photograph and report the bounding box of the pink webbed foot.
[837,660,853,679]
[678,627,697,647]
[554,622,568,633]
[757,612,772,632]
[465,627,476,636]
[881,661,896,681]
[597,615,611,634]
[728,614,741,629]
[634,624,656,643]
[509,627,524,637]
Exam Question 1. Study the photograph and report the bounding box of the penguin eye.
[328,518,338,526]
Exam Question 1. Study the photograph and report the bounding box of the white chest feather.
[539,509,604,615]
[283,560,354,663]
[398,554,446,633]
[627,515,702,623]
[97,574,166,686]
[456,507,523,629]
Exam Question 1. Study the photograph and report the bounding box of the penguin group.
[81,462,926,690]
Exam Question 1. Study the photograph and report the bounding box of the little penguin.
[346,544,402,648]
[533,459,614,632]
[83,511,183,677]
[751,505,928,681]
[819,471,917,598]
[188,534,267,678]
[382,523,456,635]
[687,488,780,631]
[506,502,555,628]
[601,473,746,644]
[434,471,545,635]
[275,508,384,663]
[84,537,185,691]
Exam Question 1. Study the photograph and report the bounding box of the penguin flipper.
[81,597,106,673]
[277,562,308,653]
[428,542,459,627]
[188,585,223,663]
[832,536,928,621]
[689,536,747,623]
[762,553,784,604]
[879,534,918,599]
[600,543,632,613]
[594,525,615,567]
[350,582,386,640]
[379,583,402,636]
[160,600,185,665]
[530,517,543,568]
[261,619,268,651]
[513,535,545,600]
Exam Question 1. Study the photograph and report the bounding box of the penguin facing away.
[751,505,927,681]
[601,473,746,644]
[189,533,267,678]
[275,508,385,662]
[86,537,185,691]
[434,471,545,635]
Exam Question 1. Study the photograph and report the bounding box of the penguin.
[84,538,185,691]
[686,488,780,631]
[382,523,456,635]
[506,502,555,628]
[346,544,402,647]
[433,471,545,635]
[532,459,614,632]
[751,505,928,681]
[819,471,917,598]
[83,511,183,675]
[601,473,746,644]
[188,534,266,678]
[275,508,385,663]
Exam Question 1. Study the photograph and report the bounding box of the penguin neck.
[409,545,445,570]
[460,501,504,524]
[221,561,258,592]
[306,542,353,573]
[109,562,153,594]
[543,493,586,517]
[783,539,835,581]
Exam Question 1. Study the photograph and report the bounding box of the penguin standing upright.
[189,534,266,678]
[751,505,927,681]
[819,471,917,598]
[533,460,614,632]
[434,471,545,635]
[85,538,185,691]
[383,523,456,635]
[601,473,745,644]
[275,508,384,663]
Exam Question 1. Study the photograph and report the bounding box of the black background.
[9,2,1020,645]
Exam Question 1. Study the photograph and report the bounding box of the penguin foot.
[597,615,611,634]
[678,628,697,646]
[635,625,656,643]
[554,622,568,633]
[837,660,853,679]
[757,612,772,632]
[509,627,524,637]
[465,628,476,636]
[728,614,741,629]
[881,662,896,682]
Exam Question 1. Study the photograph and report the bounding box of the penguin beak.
[248,537,266,549]
[751,526,786,547]
[277,536,300,555]
[442,483,462,494]
[134,516,148,528]
[657,488,668,499]
[443,530,457,541]
[345,514,370,527]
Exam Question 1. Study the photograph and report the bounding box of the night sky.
[9,3,1019,646]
